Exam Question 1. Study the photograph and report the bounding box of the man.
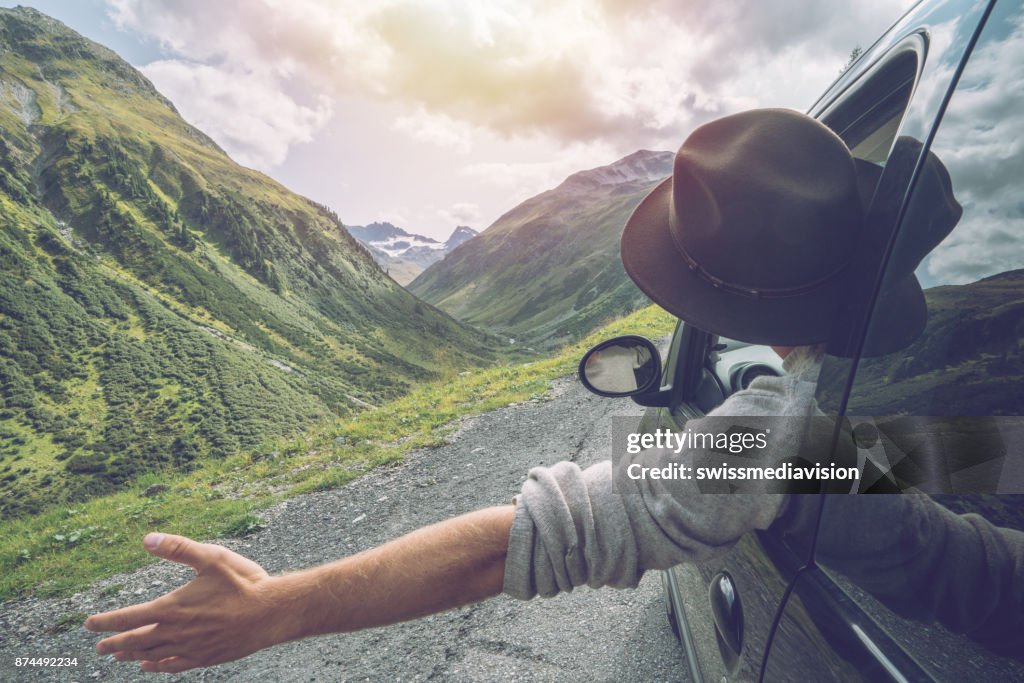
[85,109,1002,672]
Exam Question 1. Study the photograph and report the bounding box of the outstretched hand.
[86,507,514,673]
[86,533,292,674]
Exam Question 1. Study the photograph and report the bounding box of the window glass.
[843,70,915,163]
[848,9,1024,421]
[818,4,1024,678]
[810,55,918,415]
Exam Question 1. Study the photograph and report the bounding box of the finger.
[143,533,221,572]
[87,598,170,634]
[119,641,183,663]
[95,623,171,655]
[113,650,152,662]
[140,656,200,674]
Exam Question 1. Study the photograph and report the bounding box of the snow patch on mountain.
[374,235,447,257]
[347,222,479,286]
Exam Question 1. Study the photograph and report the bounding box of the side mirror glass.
[578,335,662,397]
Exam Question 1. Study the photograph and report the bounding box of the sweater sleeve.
[815,494,1024,657]
[503,457,786,599]
[500,373,813,600]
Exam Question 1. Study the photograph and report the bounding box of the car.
[578,0,1024,680]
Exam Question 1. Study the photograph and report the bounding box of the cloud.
[393,109,474,152]
[108,0,912,159]
[923,12,1024,285]
[437,202,481,227]
[376,209,410,227]
[141,60,332,170]
[460,139,619,206]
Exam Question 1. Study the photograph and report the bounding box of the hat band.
[675,240,849,300]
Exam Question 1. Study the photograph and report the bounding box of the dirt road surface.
[0,376,690,682]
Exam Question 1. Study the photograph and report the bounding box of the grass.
[0,304,675,602]
[221,512,267,538]
[98,584,122,598]
[46,611,88,635]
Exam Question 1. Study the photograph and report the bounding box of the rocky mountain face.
[409,150,674,345]
[347,222,479,286]
[559,150,676,191]
[0,7,493,516]
[445,225,478,249]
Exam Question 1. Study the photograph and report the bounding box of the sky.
[2,0,916,240]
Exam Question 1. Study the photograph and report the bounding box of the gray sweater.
[502,348,1024,660]
[502,348,822,600]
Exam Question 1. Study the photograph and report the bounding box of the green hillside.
[843,269,1024,416]
[409,151,672,346]
[0,7,494,517]
[0,303,676,601]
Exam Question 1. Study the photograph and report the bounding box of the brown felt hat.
[621,108,866,346]
[843,139,962,356]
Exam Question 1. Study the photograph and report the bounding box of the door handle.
[709,571,744,672]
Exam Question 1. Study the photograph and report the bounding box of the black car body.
[585,0,1024,680]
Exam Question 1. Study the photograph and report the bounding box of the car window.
[800,48,921,422]
[830,53,916,164]
[760,44,921,563]
[818,3,1024,678]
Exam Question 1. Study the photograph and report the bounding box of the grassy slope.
[0,304,676,601]
[818,270,1024,416]
[409,177,660,347]
[0,8,495,516]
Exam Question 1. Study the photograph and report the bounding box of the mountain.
[346,222,412,244]
[0,7,493,517]
[836,269,1024,417]
[347,222,479,286]
[446,225,478,249]
[408,150,674,344]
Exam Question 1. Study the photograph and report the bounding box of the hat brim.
[824,272,927,357]
[859,272,928,356]
[622,178,929,350]
[621,177,850,346]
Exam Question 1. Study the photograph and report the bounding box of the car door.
[764,0,1024,680]
[651,0,1000,680]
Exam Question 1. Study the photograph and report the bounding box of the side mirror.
[578,335,662,397]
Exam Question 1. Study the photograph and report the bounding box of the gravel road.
[0,376,690,682]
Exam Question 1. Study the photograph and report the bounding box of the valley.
[0,7,496,517]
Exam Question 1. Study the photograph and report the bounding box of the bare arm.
[86,505,515,674]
